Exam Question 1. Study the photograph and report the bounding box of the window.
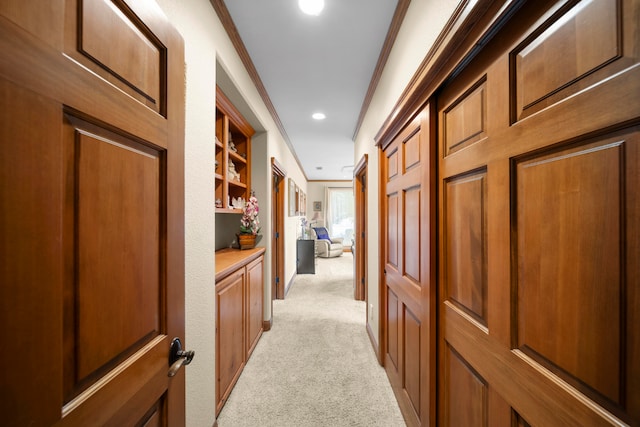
[326,187,354,247]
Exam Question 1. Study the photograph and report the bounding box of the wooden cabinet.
[215,247,265,415]
[215,86,254,213]
[246,256,264,356]
[215,269,245,414]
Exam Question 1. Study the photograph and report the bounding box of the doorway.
[271,158,286,301]
[354,154,368,302]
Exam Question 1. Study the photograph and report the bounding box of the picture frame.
[288,178,296,216]
[313,201,322,212]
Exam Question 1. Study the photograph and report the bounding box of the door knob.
[168,337,195,377]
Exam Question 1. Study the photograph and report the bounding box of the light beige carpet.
[216,254,406,427]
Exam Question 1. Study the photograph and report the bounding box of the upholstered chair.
[311,227,344,258]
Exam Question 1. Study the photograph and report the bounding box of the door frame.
[271,157,286,301]
[354,154,368,302]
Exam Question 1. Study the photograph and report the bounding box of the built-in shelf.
[215,86,254,213]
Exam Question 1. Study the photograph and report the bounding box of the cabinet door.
[216,270,245,414]
[246,256,264,358]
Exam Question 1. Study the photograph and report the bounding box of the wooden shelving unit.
[215,86,254,213]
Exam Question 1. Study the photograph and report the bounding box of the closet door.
[382,106,436,426]
[437,0,639,425]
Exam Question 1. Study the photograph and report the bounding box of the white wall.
[353,0,461,346]
[155,1,306,425]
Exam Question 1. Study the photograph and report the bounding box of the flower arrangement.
[239,193,260,235]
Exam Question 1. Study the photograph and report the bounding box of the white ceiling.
[221,0,401,180]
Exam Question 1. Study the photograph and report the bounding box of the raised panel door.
[436,0,640,425]
[0,1,185,425]
[382,107,436,426]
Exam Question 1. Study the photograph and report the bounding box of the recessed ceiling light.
[312,112,326,120]
[298,0,324,16]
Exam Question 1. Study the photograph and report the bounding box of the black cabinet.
[296,239,315,274]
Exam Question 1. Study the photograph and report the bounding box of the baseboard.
[366,321,382,365]
[263,316,273,331]
[284,273,296,297]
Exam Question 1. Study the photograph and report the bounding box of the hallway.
[216,255,405,426]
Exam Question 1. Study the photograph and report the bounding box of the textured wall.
[353,0,460,346]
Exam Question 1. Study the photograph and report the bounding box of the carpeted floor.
[216,254,406,427]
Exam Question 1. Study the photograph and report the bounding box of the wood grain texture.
[444,78,487,155]
[513,0,620,120]
[80,0,162,107]
[0,78,63,427]
[215,251,265,415]
[516,138,624,405]
[442,344,487,426]
[387,289,399,372]
[444,170,487,324]
[216,271,246,415]
[404,307,422,417]
[430,0,639,425]
[246,256,264,358]
[387,193,399,268]
[215,248,265,280]
[1,1,185,424]
[403,187,421,284]
[71,119,162,395]
[382,108,436,426]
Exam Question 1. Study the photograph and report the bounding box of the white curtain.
[325,187,354,246]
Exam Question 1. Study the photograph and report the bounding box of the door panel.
[443,170,487,325]
[515,136,627,405]
[436,0,639,425]
[404,307,421,416]
[66,116,163,399]
[64,0,166,113]
[382,108,436,426]
[0,1,185,425]
[387,289,399,371]
[443,345,487,427]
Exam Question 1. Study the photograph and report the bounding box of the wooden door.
[354,154,367,302]
[0,1,185,425]
[272,158,286,300]
[436,0,639,425]
[381,106,436,426]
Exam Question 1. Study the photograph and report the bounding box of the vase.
[237,233,257,250]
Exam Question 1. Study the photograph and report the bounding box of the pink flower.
[240,194,261,235]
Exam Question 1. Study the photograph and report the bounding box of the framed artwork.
[313,201,321,211]
[288,178,296,216]
[300,192,306,215]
